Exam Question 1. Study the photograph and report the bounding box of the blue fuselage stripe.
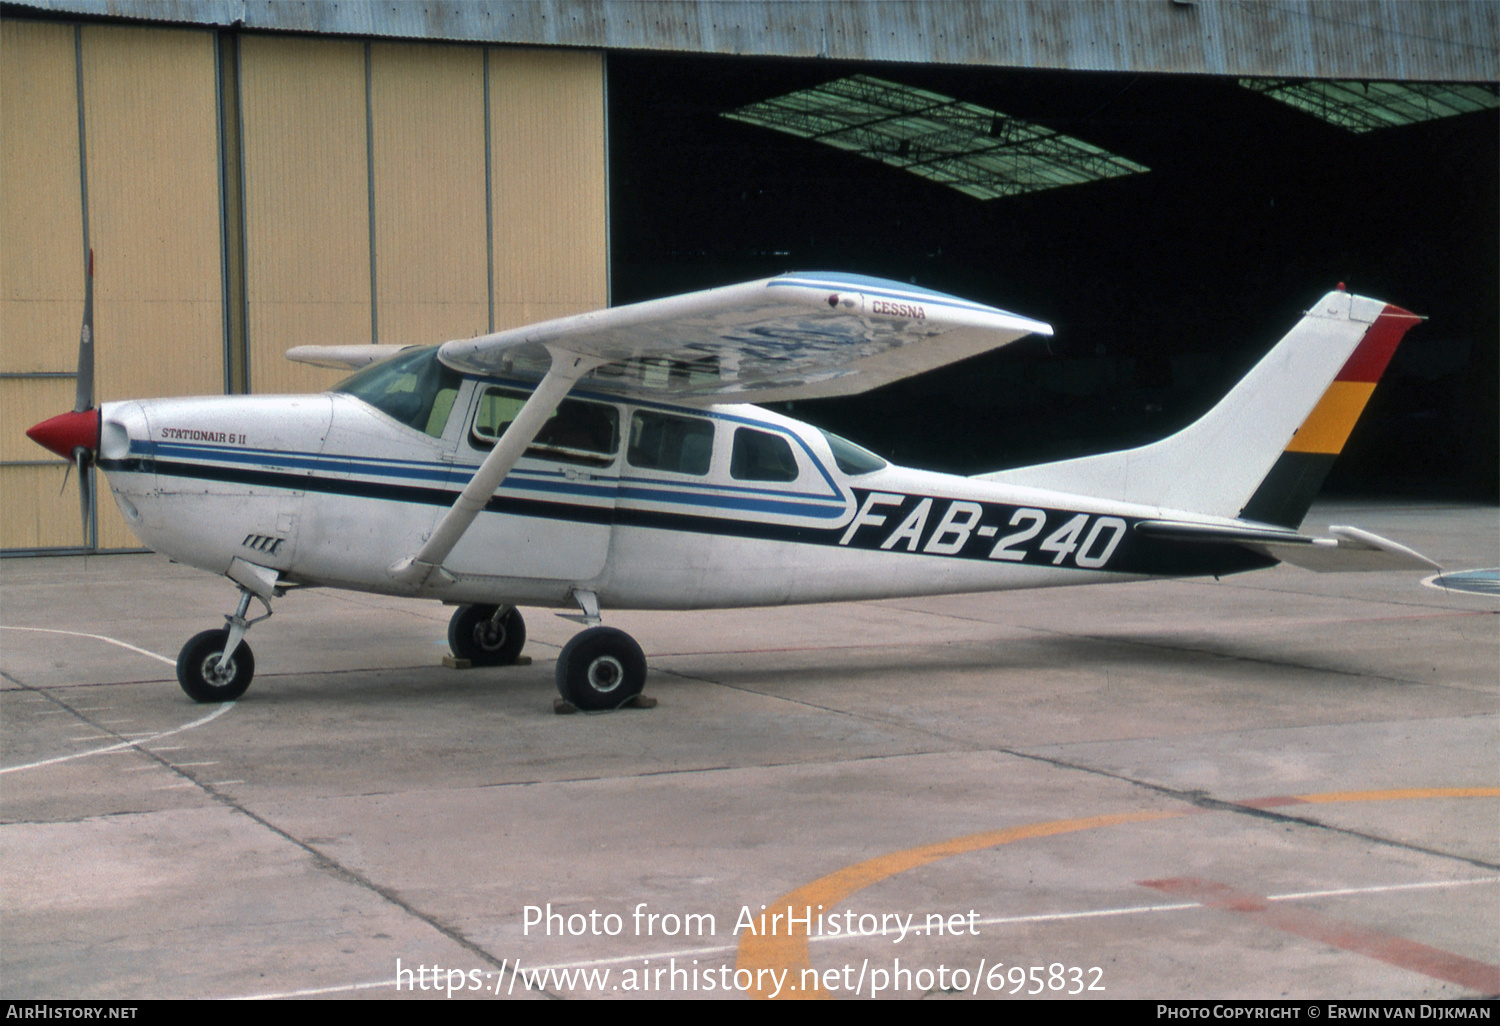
[127,440,848,520]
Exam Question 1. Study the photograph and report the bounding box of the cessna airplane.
[26,269,1437,710]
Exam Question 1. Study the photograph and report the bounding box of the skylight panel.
[724,75,1149,200]
[1240,79,1499,132]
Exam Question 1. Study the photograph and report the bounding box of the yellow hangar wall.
[239,35,374,398]
[1,20,88,550]
[2,21,223,551]
[0,18,608,551]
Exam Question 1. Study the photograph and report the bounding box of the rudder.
[1239,303,1420,526]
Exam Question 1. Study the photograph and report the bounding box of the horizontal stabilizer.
[1136,519,1440,573]
[1135,520,1307,545]
[286,344,418,370]
[1265,525,1442,573]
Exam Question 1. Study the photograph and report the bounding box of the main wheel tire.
[448,604,526,666]
[555,627,646,711]
[177,628,255,703]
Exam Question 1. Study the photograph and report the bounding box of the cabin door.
[442,382,620,583]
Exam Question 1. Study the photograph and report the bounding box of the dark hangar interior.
[607,55,1499,500]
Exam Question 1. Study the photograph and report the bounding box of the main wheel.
[177,628,255,703]
[555,627,646,711]
[448,604,526,666]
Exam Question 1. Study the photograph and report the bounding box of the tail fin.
[976,291,1422,526]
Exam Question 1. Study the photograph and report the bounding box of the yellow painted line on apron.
[736,808,1184,1000]
[738,787,1500,999]
[1292,786,1500,804]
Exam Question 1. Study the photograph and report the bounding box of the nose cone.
[26,409,100,459]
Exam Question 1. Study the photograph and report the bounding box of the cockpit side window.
[333,346,461,438]
[730,427,799,482]
[471,386,619,468]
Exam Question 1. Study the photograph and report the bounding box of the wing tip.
[285,344,415,370]
[775,271,1054,334]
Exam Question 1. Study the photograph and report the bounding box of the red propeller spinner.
[26,408,100,459]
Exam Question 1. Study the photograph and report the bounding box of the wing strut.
[388,347,604,589]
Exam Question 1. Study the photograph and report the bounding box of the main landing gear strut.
[447,604,526,666]
[446,594,648,711]
[177,585,270,703]
[549,589,647,711]
[554,627,647,711]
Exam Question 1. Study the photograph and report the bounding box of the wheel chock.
[553,694,653,714]
[443,655,532,670]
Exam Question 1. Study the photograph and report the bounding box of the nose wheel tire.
[448,605,527,666]
[177,628,255,703]
[555,627,646,711]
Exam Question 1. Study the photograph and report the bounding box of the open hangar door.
[607,54,1498,503]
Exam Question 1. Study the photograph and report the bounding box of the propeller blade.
[75,448,94,546]
[74,249,94,414]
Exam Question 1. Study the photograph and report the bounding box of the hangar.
[2,0,1495,554]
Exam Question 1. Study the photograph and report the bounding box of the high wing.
[435,272,1051,404]
[285,273,1050,400]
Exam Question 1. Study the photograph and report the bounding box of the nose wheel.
[555,627,646,711]
[177,628,255,702]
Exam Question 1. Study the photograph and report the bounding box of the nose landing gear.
[177,586,271,703]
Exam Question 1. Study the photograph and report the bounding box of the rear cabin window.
[627,411,714,476]
[471,387,619,468]
[818,428,887,475]
[730,427,800,482]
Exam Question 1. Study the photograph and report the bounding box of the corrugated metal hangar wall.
[1,17,605,550]
[2,2,1494,553]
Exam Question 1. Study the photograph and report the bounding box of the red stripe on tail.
[1335,304,1421,383]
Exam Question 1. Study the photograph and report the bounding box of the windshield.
[334,347,461,438]
[818,428,887,475]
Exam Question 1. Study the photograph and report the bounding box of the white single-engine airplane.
[27,269,1437,710]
